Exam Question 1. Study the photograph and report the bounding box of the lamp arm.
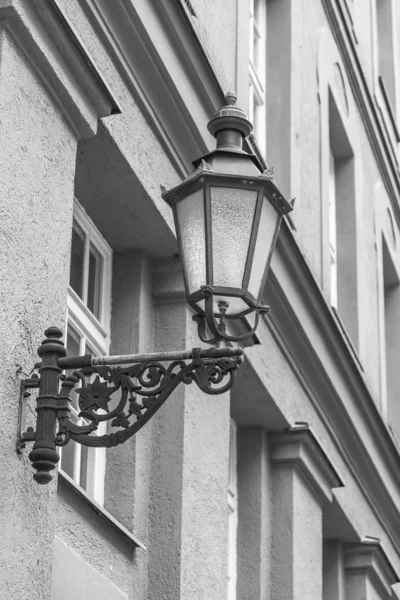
[19,328,243,484]
[57,355,239,449]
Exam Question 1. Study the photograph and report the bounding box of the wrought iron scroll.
[55,353,242,449]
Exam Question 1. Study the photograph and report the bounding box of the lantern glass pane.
[211,186,257,288]
[175,189,206,296]
[248,196,281,299]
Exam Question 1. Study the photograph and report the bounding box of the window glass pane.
[66,325,82,412]
[80,445,88,491]
[66,327,80,359]
[87,243,102,319]
[60,413,79,479]
[70,221,85,299]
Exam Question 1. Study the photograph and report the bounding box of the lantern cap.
[207,91,253,140]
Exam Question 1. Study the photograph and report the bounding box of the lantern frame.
[163,162,293,344]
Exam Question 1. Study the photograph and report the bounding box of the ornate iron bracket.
[19,328,243,484]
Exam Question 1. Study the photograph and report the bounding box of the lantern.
[162,92,293,344]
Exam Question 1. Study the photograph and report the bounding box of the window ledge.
[58,470,146,551]
[377,77,400,144]
[330,306,364,373]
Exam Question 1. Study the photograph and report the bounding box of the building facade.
[1,0,400,598]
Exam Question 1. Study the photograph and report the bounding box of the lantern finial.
[207,90,253,146]
[225,91,237,106]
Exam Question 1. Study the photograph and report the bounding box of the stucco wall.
[0,23,76,600]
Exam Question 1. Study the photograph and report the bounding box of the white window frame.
[227,420,238,600]
[67,199,112,351]
[60,198,113,506]
[248,0,267,156]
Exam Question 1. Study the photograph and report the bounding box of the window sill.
[330,306,364,373]
[376,77,400,151]
[58,470,146,551]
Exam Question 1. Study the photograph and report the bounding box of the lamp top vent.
[207,91,253,140]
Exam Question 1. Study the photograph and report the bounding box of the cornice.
[270,425,344,506]
[321,0,400,224]
[80,0,224,177]
[344,540,399,597]
[0,0,120,137]
[257,220,400,556]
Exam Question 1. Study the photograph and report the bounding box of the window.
[60,199,112,506]
[328,92,358,348]
[329,149,338,309]
[249,0,266,155]
[374,189,400,436]
[382,234,400,420]
[227,420,238,600]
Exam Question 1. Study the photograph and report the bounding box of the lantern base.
[192,299,270,346]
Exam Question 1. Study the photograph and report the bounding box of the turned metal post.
[29,327,66,484]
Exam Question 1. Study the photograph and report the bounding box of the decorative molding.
[333,61,349,116]
[255,220,400,556]
[48,0,121,116]
[321,0,400,225]
[344,539,399,597]
[270,425,344,506]
[80,0,225,177]
[0,0,119,138]
[378,77,400,144]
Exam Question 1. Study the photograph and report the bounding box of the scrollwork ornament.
[56,355,242,448]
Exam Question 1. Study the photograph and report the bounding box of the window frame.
[59,198,113,506]
[67,199,112,352]
[248,0,267,157]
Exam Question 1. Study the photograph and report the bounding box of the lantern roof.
[192,91,262,175]
[162,90,293,214]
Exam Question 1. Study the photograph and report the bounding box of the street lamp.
[18,92,292,485]
[162,91,293,344]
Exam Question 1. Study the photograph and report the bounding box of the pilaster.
[323,540,346,600]
[148,258,230,600]
[237,428,271,600]
[270,425,343,600]
[344,540,399,599]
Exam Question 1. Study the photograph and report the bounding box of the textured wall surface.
[0,23,77,599]
[147,261,231,600]
[52,537,128,600]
